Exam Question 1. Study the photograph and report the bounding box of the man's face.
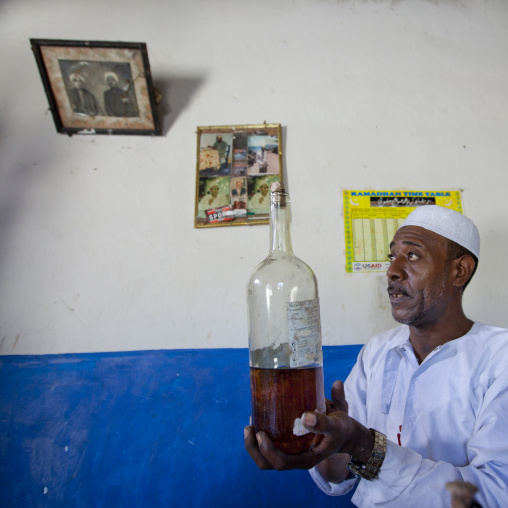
[71,76,84,89]
[209,185,219,198]
[259,184,269,196]
[107,76,117,88]
[387,225,454,327]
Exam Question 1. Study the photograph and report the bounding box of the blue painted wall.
[0,346,362,507]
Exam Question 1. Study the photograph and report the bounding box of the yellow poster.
[343,190,463,274]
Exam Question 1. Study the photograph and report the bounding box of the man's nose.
[386,257,405,281]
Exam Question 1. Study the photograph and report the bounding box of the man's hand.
[244,380,374,478]
[319,380,355,483]
[244,409,355,471]
[326,380,349,415]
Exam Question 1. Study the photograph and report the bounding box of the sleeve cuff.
[309,466,358,496]
[353,440,422,505]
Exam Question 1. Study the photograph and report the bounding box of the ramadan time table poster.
[343,189,463,274]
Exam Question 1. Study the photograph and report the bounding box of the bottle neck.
[269,191,294,255]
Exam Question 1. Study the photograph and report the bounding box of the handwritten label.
[287,299,322,368]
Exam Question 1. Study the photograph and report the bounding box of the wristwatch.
[346,429,387,480]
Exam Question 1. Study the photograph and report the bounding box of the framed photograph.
[194,124,284,228]
[30,39,160,135]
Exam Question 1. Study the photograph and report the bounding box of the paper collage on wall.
[194,124,283,228]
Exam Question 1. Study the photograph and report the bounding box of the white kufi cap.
[398,205,480,259]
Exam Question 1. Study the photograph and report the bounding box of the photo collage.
[195,125,282,226]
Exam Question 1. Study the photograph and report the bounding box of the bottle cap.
[270,181,287,206]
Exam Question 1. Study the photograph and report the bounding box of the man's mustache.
[387,284,410,297]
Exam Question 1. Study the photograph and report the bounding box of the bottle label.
[287,298,322,368]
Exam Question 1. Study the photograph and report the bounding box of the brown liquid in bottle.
[250,366,325,454]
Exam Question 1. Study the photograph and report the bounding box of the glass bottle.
[247,182,325,454]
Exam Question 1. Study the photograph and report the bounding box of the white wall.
[1,0,507,355]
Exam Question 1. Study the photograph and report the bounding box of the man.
[232,178,247,210]
[68,73,99,116]
[198,178,229,216]
[245,205,508,507]
[255,146,268,173]
[247,178,272,214]
[212,136,228,166]
[103,72,138,117]
[231,179,246,197]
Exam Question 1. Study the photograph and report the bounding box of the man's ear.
[453,255,476,288]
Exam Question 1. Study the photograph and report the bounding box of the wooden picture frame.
[30,39,160,135]
[194,124,284,228]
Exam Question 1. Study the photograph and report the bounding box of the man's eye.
[388,254,395,262]
[408,252,419,260]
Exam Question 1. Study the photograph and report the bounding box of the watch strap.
[346,429,387,481]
